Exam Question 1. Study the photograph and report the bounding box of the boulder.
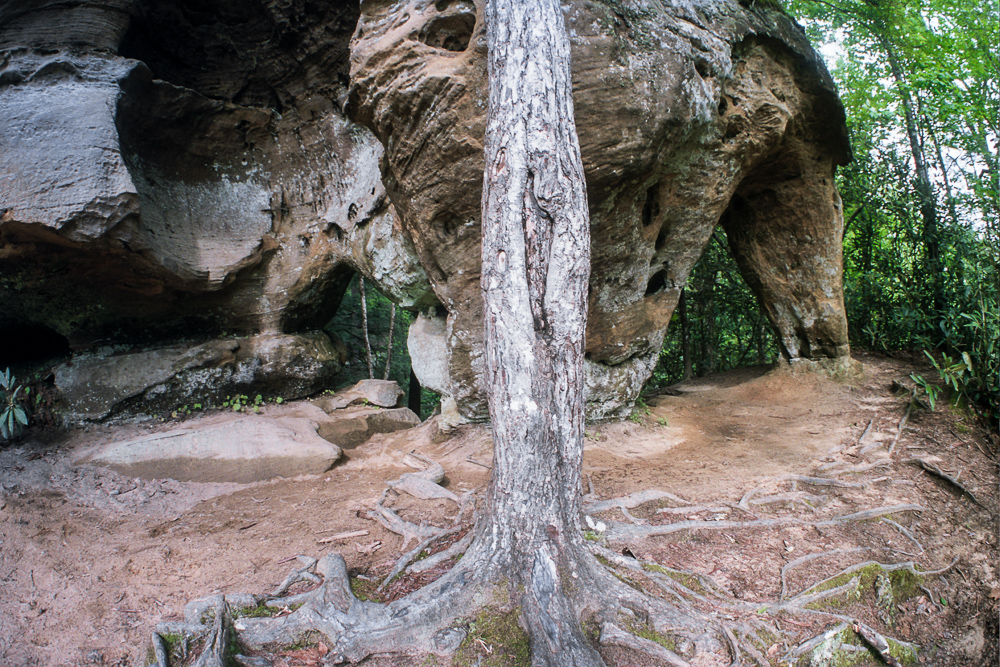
[260,398,421,449]
[349,0,853,419]
[314,407,421,450]
[54,333,343,423]
[2,0,856,425]
[313,379,404,410]
[85,414,342,483]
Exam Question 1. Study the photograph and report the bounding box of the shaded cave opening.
[0,322,71,374]
[648,224,778,388]
[323,274,437,419]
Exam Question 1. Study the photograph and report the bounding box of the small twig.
[853,620,902,667]
[465,455,492,469]
[317,529,370,544]
[908,458,985,508]
[950,428,995,458]
[887,402,913,457]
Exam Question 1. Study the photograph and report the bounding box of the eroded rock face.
[349,0,853,419]
[2,0,854,424]
[53,333,344,423]
[0,0,433,356]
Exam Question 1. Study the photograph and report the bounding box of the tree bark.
[680,289,693,380]
[359,276,374,379]
[383,303,396,380]
[478,0,599,663]
[880,39,942,308]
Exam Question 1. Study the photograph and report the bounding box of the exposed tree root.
[908,457,986,508]
[268,556,319,598]
[603,504,923,540]
[598,622,691,666]
[156,463,950,667]
[887,401,914,456]
[367,491,443,551]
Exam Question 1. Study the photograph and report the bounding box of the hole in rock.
[418,12,475,52]
[323,274,438,419]
[645,270,668,296]
[0,323,71,369]
[641,183,661,227]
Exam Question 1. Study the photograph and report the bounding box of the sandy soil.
[0,352,996,666]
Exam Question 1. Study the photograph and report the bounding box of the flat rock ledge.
[84,414,342,483]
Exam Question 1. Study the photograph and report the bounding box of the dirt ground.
[0,352,997,666]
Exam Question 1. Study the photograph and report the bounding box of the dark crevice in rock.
[645,270,667,297]
[416,11,476,52]
[118,0,360,112]
[641,183,661,228]
[281,264,358,335]
[0,321,71,369]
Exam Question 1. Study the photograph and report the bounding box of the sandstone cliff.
[0,0,853,422]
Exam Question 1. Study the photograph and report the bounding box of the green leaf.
[13,406,27,425]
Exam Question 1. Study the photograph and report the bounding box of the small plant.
[1,369,28,440]
[629,405,650,424]
[656,416,669,427]
[910,372,941,410]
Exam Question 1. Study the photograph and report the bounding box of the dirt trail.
[0,353,996,666]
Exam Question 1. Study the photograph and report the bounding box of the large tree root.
[154,457,949,667]
[153,538,725,667]
[153,500,947,667]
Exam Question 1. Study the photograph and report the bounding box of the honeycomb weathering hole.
[418,12,475,52]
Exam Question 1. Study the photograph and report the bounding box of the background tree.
[653,0,997,426]
[783,0,998,425]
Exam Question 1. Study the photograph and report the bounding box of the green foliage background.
[651,0,998,427]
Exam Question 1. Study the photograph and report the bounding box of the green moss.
[350,576,381,602]
[799,625,918,667]
[283,631,326,651]
[233,601,303,618]
[624,618,678,652]
[453,607,531,667]
[801,563,922,612]
[233,603,273,619]
[640,563,708,595]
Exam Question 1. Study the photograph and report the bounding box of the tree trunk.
[881,40,942,309]
[359,276,374,379]
[680,289,693,380]
[383,303,396,380]
[478,0,599,663]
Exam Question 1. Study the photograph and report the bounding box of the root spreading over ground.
[1,355,996,666]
